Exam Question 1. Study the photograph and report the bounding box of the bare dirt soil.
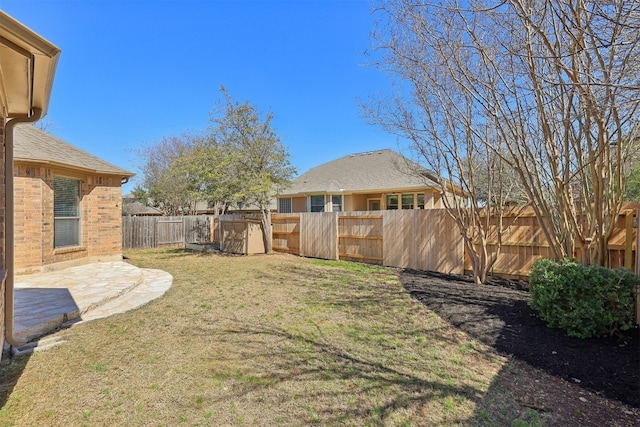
[400,269,640,426]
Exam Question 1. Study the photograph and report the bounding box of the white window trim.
[330,194,343,212]
[386,194,399,210]
[53,176,82,248]
[308,194,326,212]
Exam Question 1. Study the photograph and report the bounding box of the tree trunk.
[261,209,273,254]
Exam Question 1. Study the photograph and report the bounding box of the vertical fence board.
[272,214,300,254]
[426,209,464,274]
[382,209,463,274]
[300,212,338,260]
[338,212,383,263]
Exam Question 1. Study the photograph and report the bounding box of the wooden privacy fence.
[272,210,464,274]
[271,206,638,278]
[123,205,638,279]
[122,215,215,249]
[470,203,638,279]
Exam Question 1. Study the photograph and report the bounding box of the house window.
[402,194,414,209]
[54,177,81,248]
[386,195,398,210]
[331,194,343,212]
[309,195,325,212]
[417,193,425,209]
[279,198,292,213]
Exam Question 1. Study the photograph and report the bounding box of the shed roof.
[280,149,440,196]
[13,125,134,177]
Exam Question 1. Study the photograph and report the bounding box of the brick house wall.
[14,162,124,272]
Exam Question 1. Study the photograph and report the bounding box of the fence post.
[624,209,634,270]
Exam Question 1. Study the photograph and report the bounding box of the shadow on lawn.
[0,352,31,410]
[211,320,484,425]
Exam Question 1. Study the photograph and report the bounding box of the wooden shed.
[220,219,265,255]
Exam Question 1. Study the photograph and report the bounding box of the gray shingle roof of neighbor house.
[122,197,162,216]
[13,124,135,178]
[280,149,440,195]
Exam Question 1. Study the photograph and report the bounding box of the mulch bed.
[399,269,639,422]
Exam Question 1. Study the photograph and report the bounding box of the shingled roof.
[13,125,134,177]
[280,149,440,195]
[122,197,162,216]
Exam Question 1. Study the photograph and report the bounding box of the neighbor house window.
[417,193,425,209]
[279,197,292,213]
[309,195,325,212]
[331,194,343,212]
[401,194,414,209]
[54,177,81,248]
[386,195,398,210]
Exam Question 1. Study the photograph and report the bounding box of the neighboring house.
[13,125,135,273]
[122,195,163,216]
[277,149,461,213]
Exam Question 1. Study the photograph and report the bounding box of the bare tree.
[366,1,526,284]
[33,118,56,134]
[370,0,640,267]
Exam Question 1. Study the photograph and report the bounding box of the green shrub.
[529,258,638,339]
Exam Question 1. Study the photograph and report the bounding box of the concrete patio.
[10,261,172,354]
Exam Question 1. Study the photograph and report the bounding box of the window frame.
[386,194,399,210]
[53,176,81,248]
[309,195,325,212]
[401,193,414,209]
[330,194,343,212]
[278,197,292,213]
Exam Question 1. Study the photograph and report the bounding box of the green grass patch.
[0,249,506,426]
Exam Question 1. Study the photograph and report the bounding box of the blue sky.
[2,0,402,193]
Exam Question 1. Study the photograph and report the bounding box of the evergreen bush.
[529,258,638,339]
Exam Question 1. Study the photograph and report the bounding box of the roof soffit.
[0,11,60,119]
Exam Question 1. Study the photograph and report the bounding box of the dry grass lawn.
[0,249,515,426]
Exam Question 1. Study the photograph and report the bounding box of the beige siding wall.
[347,194,368,211]
[14,163,124,272]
